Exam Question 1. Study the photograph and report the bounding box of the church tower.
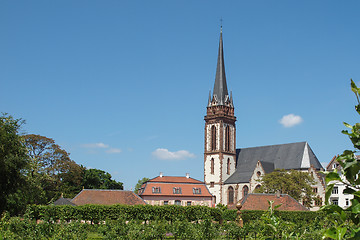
[204,28,237,205]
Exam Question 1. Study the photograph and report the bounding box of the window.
[332,187,338,194]
[242,185,249,198]
[225,125,230,151]
[332,199,338,205]
[255,185,261,191]
[256,171,261,177]
[313,187,318,193]
[314,197,322,206]
[193,188,201,194]
[163,201,168,205]
[210,182,215,188]
[211,125,217,151]
[173,187,182,194]
[187,201,192,206]
[152,187,161,193]
[227,158,230,175]
[346,199,349,206]
[210,158,214,175]
[175,200,181,206]
[228,186,234,204]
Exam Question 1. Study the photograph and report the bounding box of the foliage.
[256,169,315,208]
[134,177,149,193]
[0,113,28,213]
[83,168,123,190]
[321,79,360,240]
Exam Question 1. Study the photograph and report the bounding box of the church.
[204,29,325,210]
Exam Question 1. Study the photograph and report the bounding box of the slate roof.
[53,197,76,206]
[71,189,146,206]
[148,176,203,184]
[233,193,308,211]
[225,142,323,184]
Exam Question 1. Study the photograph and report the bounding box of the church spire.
[211,27,230,106]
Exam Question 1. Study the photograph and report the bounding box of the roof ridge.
[237,141,307,150]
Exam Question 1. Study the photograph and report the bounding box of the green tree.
[256,169,315,208]
[22,134,84,202]
[0,114,28,213]
[322,80,360,240]
[82,168,123,190]
[134,177,149,193]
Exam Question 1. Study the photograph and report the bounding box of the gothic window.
[242,185,249,198]
[225,125,230,151]
[227,158,230,175]
[210,158,214,175]
[211,125,217,151]
[228,186,234,204]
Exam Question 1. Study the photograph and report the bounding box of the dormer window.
[152,187,161,193]
[173,187,182,194]
[193,188,202,194]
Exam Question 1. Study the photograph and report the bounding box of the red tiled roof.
[140,182,212,197]
[148,176,203,184]
[233,193,308,211]
[71,189,146,206]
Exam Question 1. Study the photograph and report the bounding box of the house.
[138,173,214,207]
[326,156,354,208]
[53,189,146,206]
[231,193,309,211]
[203,27,325,211]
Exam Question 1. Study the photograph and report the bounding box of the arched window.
[210,158,214,175]
[242,185,249,198]
[225,125,230,151]
[255,185,261,191]
[228,186,234,204]
[211,125,216,151]
[227,158,230,175]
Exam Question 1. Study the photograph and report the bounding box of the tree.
[134,177,149,193]
[256,169,315,208]
[22,134,84,203]
[322,80,360,239]
[82,168,123,190]
[0,114,28,213]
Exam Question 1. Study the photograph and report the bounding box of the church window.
[227,158,231,175]
[225,125,230,151]
[228,186,234,204]
[211,125,217,151]
[173,187,182,194]
[152,187,161,193]
[210,158,214,174]
[242,185,249,198]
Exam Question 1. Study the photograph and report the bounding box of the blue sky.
[1,1,360,190]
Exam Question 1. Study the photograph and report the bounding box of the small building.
[326,156,355,208]
[138,173,214,207]
[53,189,146,206]
[233,193,309,211]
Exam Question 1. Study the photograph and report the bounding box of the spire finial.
[220,18,223,33]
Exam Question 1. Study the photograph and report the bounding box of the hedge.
[25,204,325,226]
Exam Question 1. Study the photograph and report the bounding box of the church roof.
[225,142,323,184]
[209,28,232,107]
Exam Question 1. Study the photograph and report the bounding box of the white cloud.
[152,148,195,160]
[106,148,122,154]
[81,142,109,149]
[279,114,303,128]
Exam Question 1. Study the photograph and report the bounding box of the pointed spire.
[212,27,229,106]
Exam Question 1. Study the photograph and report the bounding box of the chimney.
[276,190,281,198]
[186,173,190,178]
[160,172,163,177]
